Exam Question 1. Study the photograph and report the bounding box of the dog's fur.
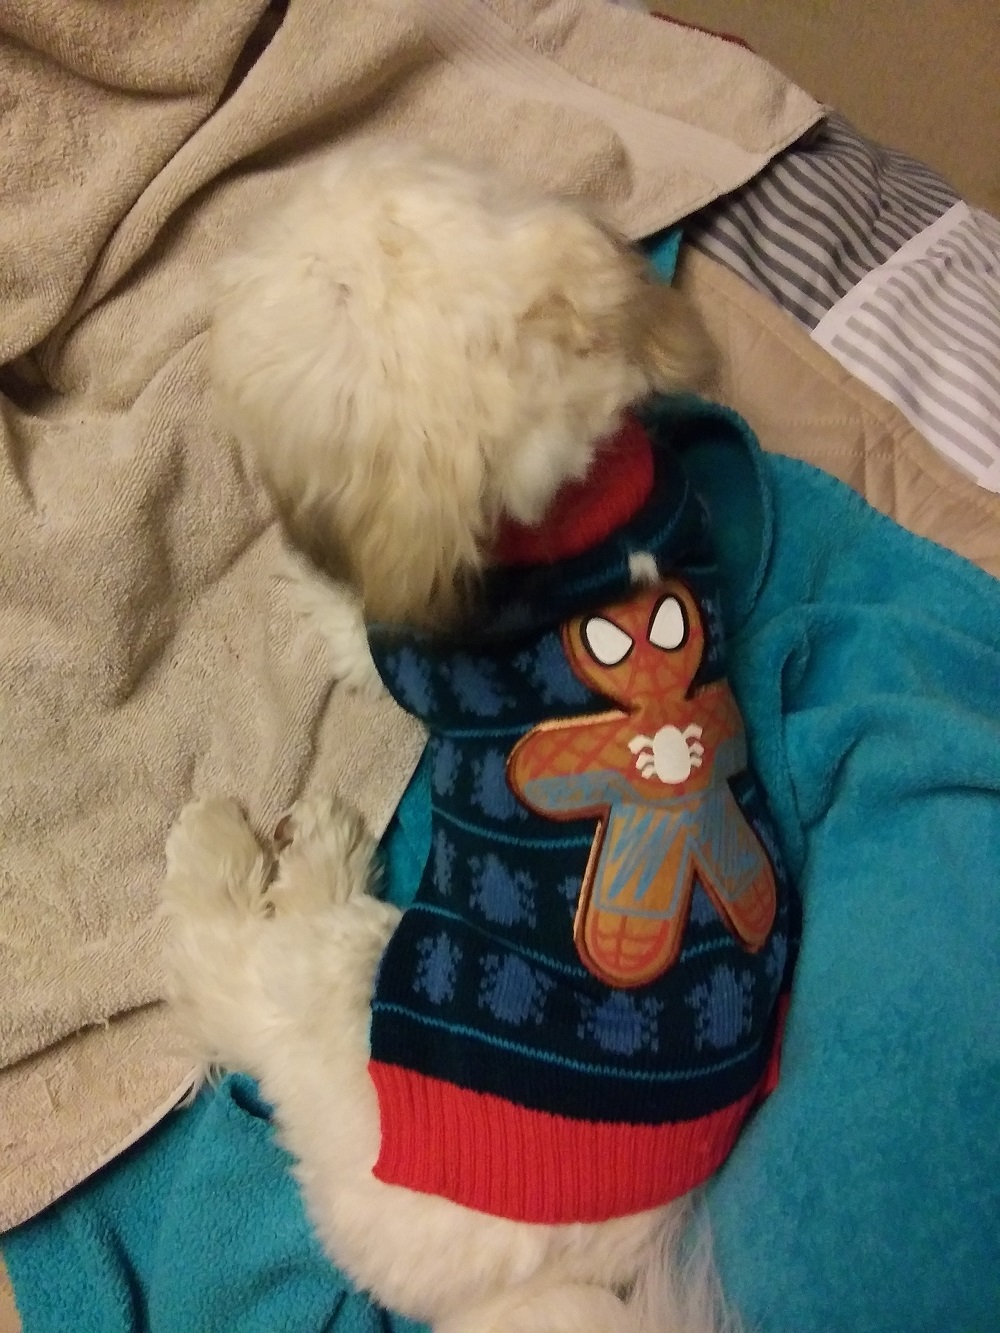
[163,141,731,1332]
[209,140,711,630]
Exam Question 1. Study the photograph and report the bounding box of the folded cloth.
[687,113,1000,494]
[7,389,999,1332]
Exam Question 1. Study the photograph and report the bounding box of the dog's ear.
[517,240,715,393]
[520,288,598,355]
[637,279,715,392]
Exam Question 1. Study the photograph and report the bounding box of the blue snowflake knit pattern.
[368,428,798,1132]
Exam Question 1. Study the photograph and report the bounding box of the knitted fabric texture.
[367,415,796,1225]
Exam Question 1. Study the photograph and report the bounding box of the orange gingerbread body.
[509,579,777,987]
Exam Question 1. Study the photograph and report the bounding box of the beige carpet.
[652,0,1000,214]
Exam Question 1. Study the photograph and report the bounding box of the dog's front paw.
[163,797,271,919]
[268,794,378,913]
[278,551,385,695]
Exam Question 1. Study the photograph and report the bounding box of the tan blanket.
[677,249,1000,582]
[0,0,821,1230]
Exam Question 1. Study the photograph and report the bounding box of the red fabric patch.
[653,11,753,52]
[369,1053,781,1224]
[494,415,654,568]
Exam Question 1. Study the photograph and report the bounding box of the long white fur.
[162,796,731,1333]
[163,140,734,1331]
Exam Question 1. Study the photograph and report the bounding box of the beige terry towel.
[0,0,820,1230]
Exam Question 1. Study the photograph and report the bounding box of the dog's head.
[210,140,712,628]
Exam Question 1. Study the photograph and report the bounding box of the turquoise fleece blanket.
[667,401,1000,1332]
[3,1071,423,1333]
[6,341,1000,1333]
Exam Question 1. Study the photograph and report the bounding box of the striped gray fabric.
[686,114,959,329]
[813,203,1000,491]
[686,112,1000,492]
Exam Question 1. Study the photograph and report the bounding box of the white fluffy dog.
[162,141,729,1333]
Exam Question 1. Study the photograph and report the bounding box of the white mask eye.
[583,617,634,667]
[648,596,687,652]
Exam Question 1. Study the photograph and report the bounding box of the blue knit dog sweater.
[366,414,796,1224]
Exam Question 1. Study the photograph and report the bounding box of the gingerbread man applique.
[507,578,776,989]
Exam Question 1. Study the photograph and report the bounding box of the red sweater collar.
[494,415,654,567]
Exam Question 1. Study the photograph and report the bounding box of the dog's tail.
[626,1199,742,1333]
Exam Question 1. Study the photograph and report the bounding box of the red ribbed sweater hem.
[369,1006,785,1224]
